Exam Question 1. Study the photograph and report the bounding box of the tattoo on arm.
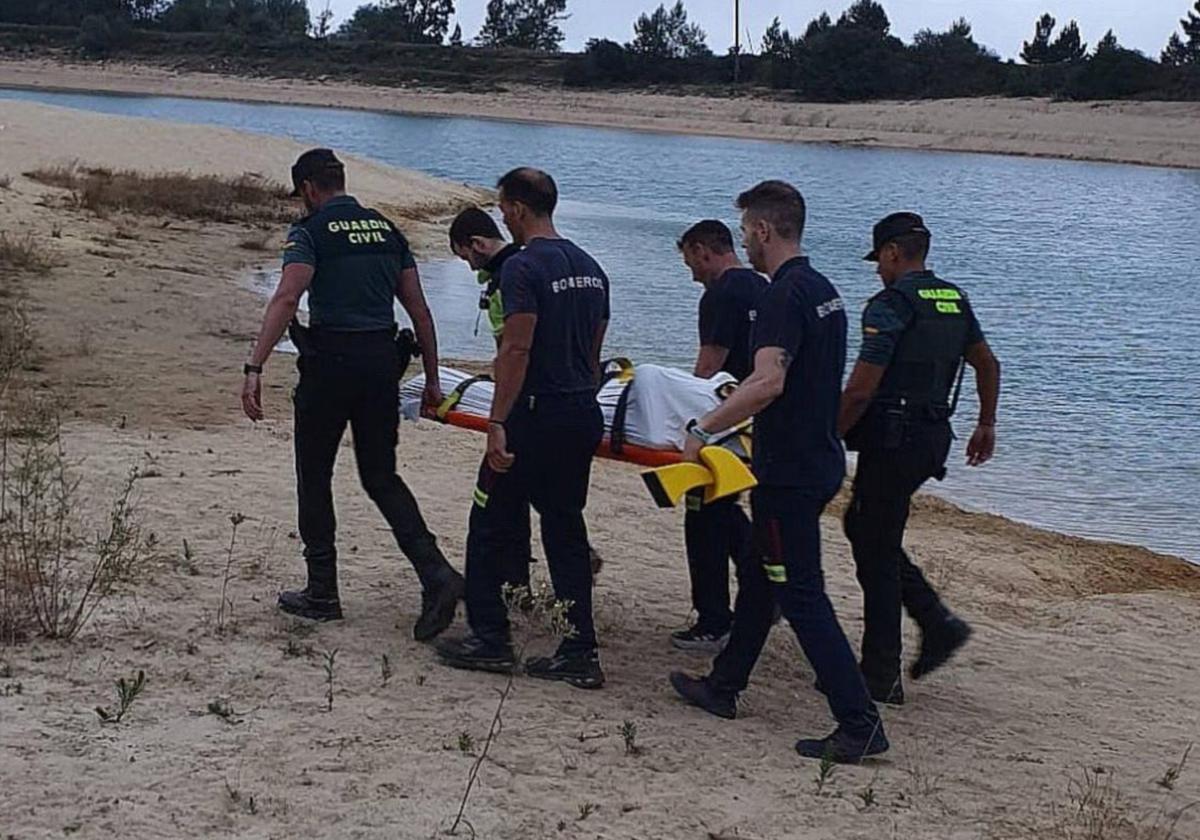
[777,350,793,370]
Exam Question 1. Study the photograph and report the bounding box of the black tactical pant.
[711,487,882,740]
[293,330,456,598]
[843,421,954,689]
[464,393,604,656]
[683,492,753,635]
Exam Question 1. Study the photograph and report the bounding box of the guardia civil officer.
[437,168,610,689]
[669,181,888,764]
[839,212,1001,704]
[241,149,464,641]
[671,220,764,653]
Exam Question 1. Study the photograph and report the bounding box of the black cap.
[864,212,931,261]
[290,148,344,197]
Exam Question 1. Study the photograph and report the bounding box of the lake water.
[3,88,1198,561]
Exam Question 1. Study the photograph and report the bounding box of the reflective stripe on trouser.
[710,486,882,739]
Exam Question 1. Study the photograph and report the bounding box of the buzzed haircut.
[677,219,735,254]
[736,180,806,241]
[890,231,931,261]
[310,165,345,193]
[496,167,558,217]
[449,207,504,250]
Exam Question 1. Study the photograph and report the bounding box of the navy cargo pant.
[465,393,604,655]
[844,421,954,688]
[684,492,753,635]
[710,486,882,741]
[293,329,457,597]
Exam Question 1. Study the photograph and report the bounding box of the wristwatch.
[244,363,263,376]
[686,419,719,446]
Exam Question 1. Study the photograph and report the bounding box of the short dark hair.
[735,180,806,241]
[309,166,345,193]
[496,167,558,216]
[890,231,931,261]
[449,207,503,250]
[677,220,735,254]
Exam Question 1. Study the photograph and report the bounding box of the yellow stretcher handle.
[641,446,757,509]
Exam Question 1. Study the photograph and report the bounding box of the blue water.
[3,88,1198,561]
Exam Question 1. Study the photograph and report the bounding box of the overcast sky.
[313,0,1189,59]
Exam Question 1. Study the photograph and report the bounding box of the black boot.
[436,633,516,674]
[525,649,605,690]
[795,726,889,764]
[910,616,973,680]
[280,555,342,621]
[669,671,737,719]
[414,570,465,642]
[278,587,343,622]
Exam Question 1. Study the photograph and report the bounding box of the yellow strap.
[436,392,461,420]
[604,357,636,383]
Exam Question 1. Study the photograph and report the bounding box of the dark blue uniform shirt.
[750,256,848,495]
[500,237,611,398]
[699,267,769,381]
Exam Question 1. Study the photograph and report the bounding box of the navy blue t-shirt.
[500,237,611,397]
[698,267,769,381]
[750,256,848,495]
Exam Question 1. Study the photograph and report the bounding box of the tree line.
[571,1,1200,100]
[0,0,1197,101]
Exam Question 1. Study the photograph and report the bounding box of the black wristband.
[244,363,263,376]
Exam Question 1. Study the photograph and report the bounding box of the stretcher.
[400,361,756,506]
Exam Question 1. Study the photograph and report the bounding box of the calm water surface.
[3,88,1197,560]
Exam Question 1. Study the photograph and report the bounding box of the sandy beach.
[1,101,1199,840]
[3,57,1200,170]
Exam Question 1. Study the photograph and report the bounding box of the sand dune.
[1,102,1198,840]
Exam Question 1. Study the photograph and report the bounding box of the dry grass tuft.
[0,399,152,645]
[24,164,294,225]
[1001,769,1199,840]
[0,233,53,274]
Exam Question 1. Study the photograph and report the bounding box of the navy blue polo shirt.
[750,256,848,495]
[698,267,769,381]
[500,237,610,397]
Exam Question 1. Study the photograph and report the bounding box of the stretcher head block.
[699,446,757,504]
[640,446,757,508]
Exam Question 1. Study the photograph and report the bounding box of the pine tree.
[1048,20,1086,63]
[803,12,832,41]
[476,0,568,52]
[1161,1,1200,65]
[627,2,711,59]
[338,0,455,44]
[449,22,462,46]
[761,16,793,59]
[838,0,889,35]
[1021,13,1056,64]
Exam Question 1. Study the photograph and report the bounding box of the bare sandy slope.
[3,57,1200,169]
[1,104,1199,840]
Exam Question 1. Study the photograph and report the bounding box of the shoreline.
[3,57,1200,170]
[2,101,1199,840]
